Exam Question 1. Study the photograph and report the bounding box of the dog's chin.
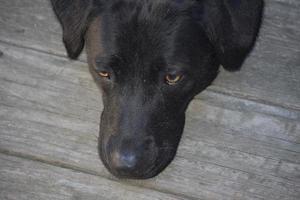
[105,166,165,180]
[98,141,177,179]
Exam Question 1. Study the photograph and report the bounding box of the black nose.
[111,150,137,170]
[104,137,158,178]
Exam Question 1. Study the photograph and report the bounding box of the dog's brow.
[95,56,110,66]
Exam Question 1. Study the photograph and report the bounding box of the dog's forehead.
[106,0,191,10]
[102,1,194,66]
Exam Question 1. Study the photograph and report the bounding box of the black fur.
[50,0,264,179]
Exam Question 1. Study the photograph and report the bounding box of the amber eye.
[165,73,182,85]
[98,71,110,79]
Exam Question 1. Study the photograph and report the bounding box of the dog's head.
[51,0,263,179]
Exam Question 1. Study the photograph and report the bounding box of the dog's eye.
[98,71,110,79]
[165,73,182,85]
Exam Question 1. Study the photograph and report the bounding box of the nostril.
[111,151,137,170]
[120,152,137,168]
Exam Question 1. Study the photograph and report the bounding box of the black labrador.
[50,0,264,179]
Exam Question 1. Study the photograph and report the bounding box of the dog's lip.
[140,149,174,179]
[98,137,112,174]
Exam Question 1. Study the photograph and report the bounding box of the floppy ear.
[197,0,264,71]
[50,0,98,59]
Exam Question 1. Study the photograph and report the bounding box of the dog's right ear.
[193,0,264,71]
[50,0,101,59]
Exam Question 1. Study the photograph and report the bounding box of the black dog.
[50,0,264,179]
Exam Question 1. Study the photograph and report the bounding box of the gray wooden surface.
[0,0,299,199]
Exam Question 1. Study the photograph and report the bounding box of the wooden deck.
[0,0,299,199]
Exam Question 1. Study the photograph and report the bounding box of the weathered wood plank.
[1,42,299,200]
[0,0,66,56]
[0,0,299,109]
[0,154,185,200]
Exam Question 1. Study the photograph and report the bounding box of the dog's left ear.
[195,0,264,71]
[50,0,101,59]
